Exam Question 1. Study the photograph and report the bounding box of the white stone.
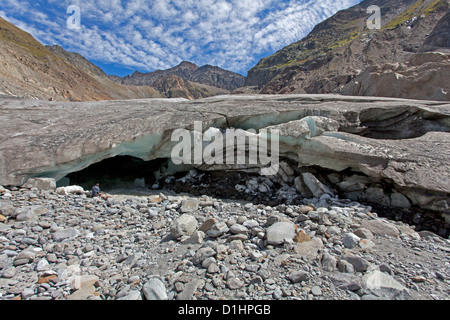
[266,222,296,245]
[142,278,167,300]
[170,214,198,239]
[362,270,410,300]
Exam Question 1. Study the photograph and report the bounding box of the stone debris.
[0,179,449,301]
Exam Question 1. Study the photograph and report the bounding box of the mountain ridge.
[1,0,449,102]
[111,61,245,91]
[244,0,450,100]
[0,17,238,101]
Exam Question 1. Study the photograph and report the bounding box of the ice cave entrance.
[58,156,170,191]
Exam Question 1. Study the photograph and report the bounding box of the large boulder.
[21,178,56,191]
[361,270,410,300]
[142,278,167,300]
[266,221,296,245]
[170,214,198,239]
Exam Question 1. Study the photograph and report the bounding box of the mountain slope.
[0,17,163,101]
[245,0,449,100]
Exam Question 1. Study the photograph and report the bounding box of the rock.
[354,227,374,240]
[228,239,244,252]
[342,233,361,249]
[288,271,309,283]
[331,273,362,291]
[117,290,142,300]
[142,278,167,300]
[227,277,244,290]
[55,186,84,195]
[198,218,219,233]
[177,279,204,300]
[192,247,216,265]
[293,229,311,243]
[277,161,295,183]
[337,259,355,274]
[229,224,248,235]
[242,219,259,228]
[361,270,410,300]
[297,205,315,214]
[2,264,16,278]
[21,287,36,300]
[300,172,332,198]
[207,221,229,238]
[37,274,58,284]
[358,239,376,250]
[292,237,323,260]
[14,250,35,265]
[310,286,322,296]
[182,231,205,244]
[207,263,220,274]
[337,175,371,193]
[397,225,420,240]
[180,198,199,213]
[52,228,80,242]
[13,205,48,222]
[35,259,49,272]
[266,221,296,245]
[66,285,96,300]
[341,255,371,273]
[70,275,100,290]
[361,220,400,237]
[363,187,390,207]
[170,214,198,239]
[390,192,411,208]
[321,251,337,272]
[22,178,56,191]
[294,176,313,198]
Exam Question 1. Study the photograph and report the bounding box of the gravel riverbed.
[0,179,449,300]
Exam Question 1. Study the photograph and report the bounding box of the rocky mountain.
[113,61,246,91]
[0,17,164,101]
[245,0,450,100]
[0,18,233,101]
[46,44,107,78]
[152,74,229,100]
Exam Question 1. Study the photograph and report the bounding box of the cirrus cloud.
[1,0,361,75]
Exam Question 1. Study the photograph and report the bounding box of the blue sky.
[1,0,361,77]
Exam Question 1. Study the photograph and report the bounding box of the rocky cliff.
[245,0,449,101]
[341,51,450,100]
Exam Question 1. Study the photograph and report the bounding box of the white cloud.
[1,0,362,75]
